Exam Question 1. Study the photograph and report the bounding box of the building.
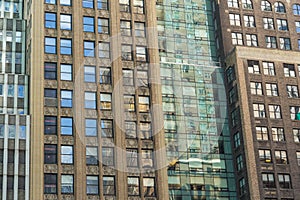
[216,0,300,199]
[0,1,30,200]
[21,0,237,199]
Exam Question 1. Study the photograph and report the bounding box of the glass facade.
[157,0,237,199]
[0,0,30,199]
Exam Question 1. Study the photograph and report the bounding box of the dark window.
[44,89,57,98]
[44,144,57,164]
[262,173,275,188]
[278,174,292,188]
[143,177,155,196]
[103,176,115,195]
[44,174,57,194]
[44,63,57,80]
[44,116,57,135]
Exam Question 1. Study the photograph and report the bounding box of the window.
[277,19,288,31]
[44,88,57,99]
[136,46,147,62]
[262,173,275,188]
[269,105,281,119]
[100,67,111,84]
[265,36,277,48]
[44,116,57,135]
[84,41,95,57]
[101,120,113,138]
[290,106,300,120]
[84,66,96,82]
[133,0,144,14]
[61,146,73,164]
[60,14,72,30]
[44,144,57,164]
[293,129,300,142]
[143,178,155,196]
[239,178,246,195]
[102,147,114,166]
[250,82,262,95]
[275,2,285,13]
[85,92,96,109]
[45,0,56,4]
[61,117,73,135]
[100,93,112,110]
[140,122,152,139]
[266,83,278,96]
[233,132,240,148]
[45,37,56,54]
[124,95,135,112]
[120,21,131,36]
[87,176,99,194]
[86,146,98,165]
[244,15,255,27]
[246,34,258,46]
[261,1,271,11]
[61,90,72,107]
[99,42,110,58]
[248,60,260,74]
[139,96,150,112]
[137,71,148,87]
[279,37,291,50]
[228,0,238,8]
[298,40,300,50]
[45,13,56,28]
[229,14,241,26]
[121,45,133,60]
[226,66,236,83]
[128,177,139,195]
[103,176,115,195]
[60,39,72,55]
[135,22,145,37]
[256,126,268,141]
[123,69,134,85]
[263,18,274,29]
[293,4,300,15]
[231,108,240,127]
[98,0,108,10]
[253,103,266,118]
[275,150,288,164]
[284,64,296,77]
[272,128,285,141]
[296,152,300,165]
[83,0,94,8]
[85,119,97,137]
[61,64,72,81]
[44,63,57,80]
[142,150,153,168]
[236,154,243,171]
[287,85,298,98]
[44,174,57,194]
[242,0,253,9]
[61,0,71,6]
[61,175,73,194]
[263,62,275,75]
[98,18,109,34]
[259,149,272,163]
[83,16,94,32]
[127,149,138,167]
[231,32,243,45]
[125,121,136,138]
[295,22,300,33]
[278,174,292,189]
[120,0,130,12]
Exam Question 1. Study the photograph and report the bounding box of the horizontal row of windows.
[44,174,155,196]
[44,38,148,61]
[44,144,153,168]
[256,127,300,144]
[45,14,146,38]
[228,0,296,15]
[253,103,299,120]
[44,116,152,139]
[44,0,144,14]
[231,33,293,50]
[250,82,300,98]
